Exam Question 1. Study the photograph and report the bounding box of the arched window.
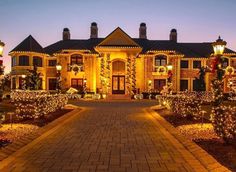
[154,55,167,67]
[19,55,29,66]
[71,54,83,65]
[33,56,43,67]
[222,58,229,69]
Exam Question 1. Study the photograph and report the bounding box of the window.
[48,78,57,90]
[180,80,188,91]
[193,61,201,69]
[222,58,229,69]
[71,54,83,65]
[71,78,83,91]
[154,55,167,67]
[12,78,16,89]
[48,60,57,66]
[19,56,29,66]
[33,56,43,67]
[181,60,188,68]
[154,79,166,92]
[12,57,17,67]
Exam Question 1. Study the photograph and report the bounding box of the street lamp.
[211,36,227,106]
[21,74,26,90]
[0,40,5,57]
[212,36,227,81]
[56,63,62,93]
[212,36,226,56]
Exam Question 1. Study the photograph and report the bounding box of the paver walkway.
[1,100,208,172]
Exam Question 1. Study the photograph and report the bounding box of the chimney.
[170,29,177,42]
[139,23,147,39]
[90,22,98,38]
[63,28,70,40]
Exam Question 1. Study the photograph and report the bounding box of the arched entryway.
[112,60,125,94]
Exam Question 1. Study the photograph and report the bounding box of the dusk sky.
[0,0,236,73]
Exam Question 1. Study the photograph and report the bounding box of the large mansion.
[9,23,236,96]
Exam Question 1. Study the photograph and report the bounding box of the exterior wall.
[10,52,47,89]
[9,50,236,95]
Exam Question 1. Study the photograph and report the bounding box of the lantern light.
[212,36,227,56]
[167,63,173,71]
[0,40,5,57]
[21,74,26,79]
[56,63,62,71]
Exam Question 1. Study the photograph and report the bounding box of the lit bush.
[11,90,68,119]
[159,91,212,120]
[211,105,236,142]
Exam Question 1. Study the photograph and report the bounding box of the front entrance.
[154,79,166,92]
[112,60,126,94]
[112,75,125,94]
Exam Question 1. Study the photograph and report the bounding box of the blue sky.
[1,0,236,72]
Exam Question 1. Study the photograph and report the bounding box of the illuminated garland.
[211,105,236,141]
[11,90,68,119]
[131,56,136,94]
[126,56,131,94]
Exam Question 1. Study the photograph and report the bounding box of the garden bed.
[157,108,236,171]
[0,108,73,148]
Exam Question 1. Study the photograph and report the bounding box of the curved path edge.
[147,108,229,172]
[0,106,84,170]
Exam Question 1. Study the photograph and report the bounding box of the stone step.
[107,94,131,100]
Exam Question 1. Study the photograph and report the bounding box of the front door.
[112,75,125,94]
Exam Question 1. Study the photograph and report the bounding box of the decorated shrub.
[211,105,236,142]
[11,90,68,119]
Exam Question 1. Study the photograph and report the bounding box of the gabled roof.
[97,27,140,47]
[44,38,103,55]
[10,35,44,54]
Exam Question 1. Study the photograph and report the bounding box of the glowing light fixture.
[56,63,62,71]
[212,36,227,56]
[0,40,5,57]
[166,63,173,71]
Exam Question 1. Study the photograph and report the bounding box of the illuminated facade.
[9,23,236,96]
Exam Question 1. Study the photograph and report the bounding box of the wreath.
[71,64,83,75]
[157,66,167,74]
[225,66,234,75]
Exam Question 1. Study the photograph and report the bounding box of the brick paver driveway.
[1,100,205,172]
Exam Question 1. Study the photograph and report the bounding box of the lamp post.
[0,41,5,75]
[166,63,173,94]
[21,74,26,90]
[56,63,62,93]
[0,41,5,101]
[212,36,226,106]
[212,36,227,81]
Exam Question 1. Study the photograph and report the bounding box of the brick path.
[0,100,210,172]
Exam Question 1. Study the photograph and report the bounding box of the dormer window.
[71,54,83,65]
[154,55,167,67]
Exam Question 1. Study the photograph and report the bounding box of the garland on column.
[100,57,105,93]
[106,55,111,92]
[131,56,136,94]
[126,56,131,94]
